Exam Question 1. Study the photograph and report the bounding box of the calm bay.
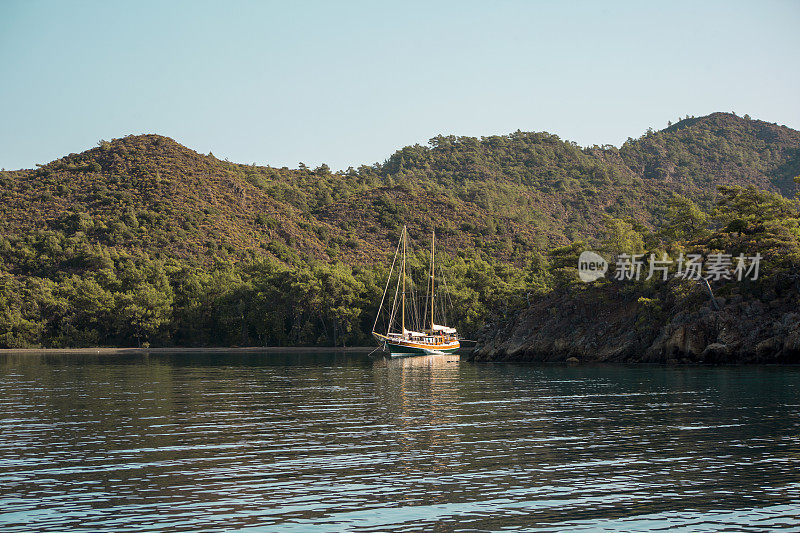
[1,351,798,532]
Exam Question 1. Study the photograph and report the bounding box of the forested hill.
[0,112,798,349]
[1,112,798,268]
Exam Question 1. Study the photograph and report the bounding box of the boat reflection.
[371,354,462,482]
[374,352,461,369]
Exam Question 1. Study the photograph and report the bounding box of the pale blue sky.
[1,0,798,171]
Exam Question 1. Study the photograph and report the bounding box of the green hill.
[0,112,798,348]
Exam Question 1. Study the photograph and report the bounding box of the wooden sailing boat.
[372,226,460,356]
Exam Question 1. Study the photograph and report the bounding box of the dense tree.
[660,195,708,243]
[715,185,798,229]
[600,217,645,258]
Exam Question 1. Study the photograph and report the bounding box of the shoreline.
[0,346,376,355]
[473,287,800,365]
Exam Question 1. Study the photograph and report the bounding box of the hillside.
[0,112,798,349]
[2,113,798,268]
[0,135,384,267]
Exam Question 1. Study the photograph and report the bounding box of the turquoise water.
[1,351,799,532]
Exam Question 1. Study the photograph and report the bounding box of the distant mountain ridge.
[1,112,798,268]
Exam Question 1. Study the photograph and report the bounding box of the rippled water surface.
[1,351,799,532]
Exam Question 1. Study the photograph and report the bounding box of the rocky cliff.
[472,281,800,364]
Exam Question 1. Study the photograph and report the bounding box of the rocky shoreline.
[471,285,800,364]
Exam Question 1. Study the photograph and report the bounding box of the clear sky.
[1,0,798,171]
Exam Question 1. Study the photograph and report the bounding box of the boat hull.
[373,333,460,357]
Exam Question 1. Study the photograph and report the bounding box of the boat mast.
[430,230,435,331]
[373,231,402,335]
[401,226,406,334]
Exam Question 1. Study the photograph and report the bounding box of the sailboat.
[372,226,460,357]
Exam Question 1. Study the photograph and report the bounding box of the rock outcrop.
[472,286,800,364]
